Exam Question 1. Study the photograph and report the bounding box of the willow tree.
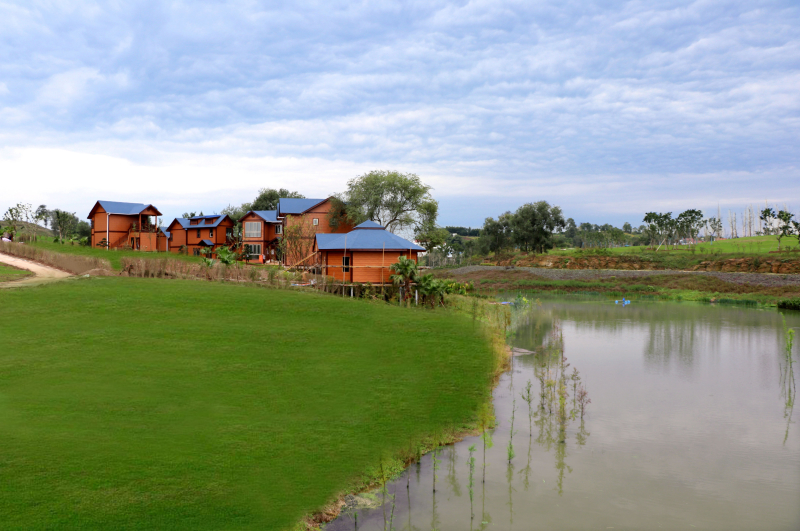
[336,171,438,234]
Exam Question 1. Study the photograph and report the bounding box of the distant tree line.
[2,203,90,243]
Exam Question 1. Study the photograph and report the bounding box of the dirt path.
[0,252,72,288]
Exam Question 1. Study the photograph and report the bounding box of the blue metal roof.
[316,229,424,251]
[246,210,279,223]
[198,239,214,246]
[278,198,325,215]
[97,200,159,215]
[169,216,230,230]
[189,215,221,220]
[354,220,384,229]
[158,227,171,238]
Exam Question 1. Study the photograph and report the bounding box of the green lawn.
[0,278,494,530]
[27,240,204,270]
[0,263,32,282]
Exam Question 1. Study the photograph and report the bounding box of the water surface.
[327,300,800,531]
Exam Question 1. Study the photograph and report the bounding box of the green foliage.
[251,188,305,211]
[215,246,238,266]
[778,298,800,311]
[341,170,438,233]
[510,201,566,253]
[0,278,495,529]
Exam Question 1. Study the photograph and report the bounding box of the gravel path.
[445,265,800,288]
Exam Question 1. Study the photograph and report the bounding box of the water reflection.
[326,300,800,531]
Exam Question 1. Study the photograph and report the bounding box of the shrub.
[778,298,800,311]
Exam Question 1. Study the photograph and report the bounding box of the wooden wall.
[323,249,417,283]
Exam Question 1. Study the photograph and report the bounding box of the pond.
[326,299,800,531]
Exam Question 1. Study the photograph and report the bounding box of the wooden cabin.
[274,197,353,265]
[314,221,423,283]
[166,215,234,257]
[239,210,282,263]
[87,200,163,250]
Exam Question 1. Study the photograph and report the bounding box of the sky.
[1,0,798,229]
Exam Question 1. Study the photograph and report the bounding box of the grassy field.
[0,263,32,283]
[550,235,800,256]
[26,240,203,270]
[0,278,495,530]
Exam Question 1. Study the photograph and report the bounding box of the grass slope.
[27,240,203,270]
[0,278,494,530]
[0,263,32,282]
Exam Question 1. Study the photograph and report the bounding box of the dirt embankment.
[487,253,800,274]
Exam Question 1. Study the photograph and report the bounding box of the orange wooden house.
[314,221,423,283]
[239,210,282,263]
[165,214,235,257]
[87,200,163,250]
[239,197,353,265]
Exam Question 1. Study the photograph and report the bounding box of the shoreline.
[304,298,513,529]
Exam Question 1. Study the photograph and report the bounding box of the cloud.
[0,0,798,226]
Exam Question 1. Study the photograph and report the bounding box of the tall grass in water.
[467,444,476,521]
[0,241,110,274]
[782,316,796,445]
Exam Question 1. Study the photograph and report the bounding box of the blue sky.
[1,0,798,230]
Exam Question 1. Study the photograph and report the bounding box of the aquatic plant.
[507,397,517,462]
[431,446,440,493]
[781,316,796,445]
[521,380,534,437]
[467,444,476,520]
[577,383,591,420]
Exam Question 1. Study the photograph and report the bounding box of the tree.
[389,256,419,304]
[415,226,449,255]
[35,205,50,236]
[340,171,438,233]
[479,213,513,253]
[622,222,632,233]
[763,209,797,251]
[278,214,317,267]
[3,203,33,241]
[510,201,565,253]
[251,188,304,211]
[676,209,704,247]
[51,210,78,242]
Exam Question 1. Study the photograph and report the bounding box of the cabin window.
[312,218,319,226]
[342,256,350,273]
[196,229,201,238]
[246,244,262,258]
[245,222,261,238]
[275,225,282,235]
[193,248,200,256]
[209,228,214,238]
[226,227,233,238]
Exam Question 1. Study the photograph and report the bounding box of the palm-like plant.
[417,273,447,309]
[389,256,419,303]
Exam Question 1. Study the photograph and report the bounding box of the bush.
[778,298,800,311]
